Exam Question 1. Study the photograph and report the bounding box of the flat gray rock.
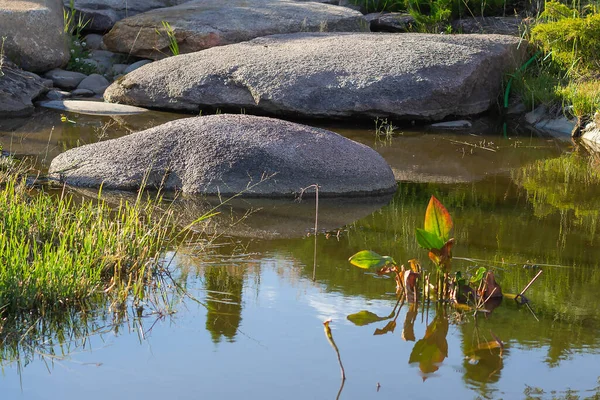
[71,88,95,97]
[45,90,72,100]
[105,32,526,120]
[0,0,70,72]
[102,0,368,59]
[367,12,415,32]
[44,69,88,90]
[77,74,110,94]
[39,100,149,115]
[0,58,47,117]
[48,114,397,196]
[124,60,152,74]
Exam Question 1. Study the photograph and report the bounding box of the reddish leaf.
[424,196,453,242]
[428,238,454,272]
[374,320,397,335]
[478,271,503,299]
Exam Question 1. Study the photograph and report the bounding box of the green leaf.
[424,196,453,242]
[347,310,391,326]
[415,228,444,250]
[348,250,394,270]
[408,312,449,375]
[470,267,487,284]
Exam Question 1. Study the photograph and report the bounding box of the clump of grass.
[350,0,514,31]
[557,78,600,116]
[508,1,600,118]
[63,0,96,74]
[531,3,600,75]
[156,21,180,56]
[0,167,175,314]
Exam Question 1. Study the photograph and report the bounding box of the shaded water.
[0,109,599,399]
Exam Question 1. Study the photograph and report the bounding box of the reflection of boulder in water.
[177,194,394,239]
[68,189,392,239]
[204,266,244,344]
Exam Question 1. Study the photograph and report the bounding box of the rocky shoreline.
[0,0,589,195]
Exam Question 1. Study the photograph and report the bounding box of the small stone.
[83,34,104,50]
[534,117,576,140]
[111,64,128,76]
[81,58,102,73]
[46,90,71,100]
[77,74,110,94]
[71,89,95,97]
[124,60,152,74]
[43,69,87,90]
[41,79,54,88]
[507,102,527,115]
[525,105,547,125]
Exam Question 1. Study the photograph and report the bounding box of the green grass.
[157,21,180,57]
[350,0,514,30]
[557,79,600,116]
[508,1,600,118]
[0,166,175,315]
[531,5,600,75]
[63,0,96,74]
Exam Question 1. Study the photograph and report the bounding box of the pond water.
[1,108,599,399]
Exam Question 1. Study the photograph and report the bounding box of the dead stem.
[323,319,346,382]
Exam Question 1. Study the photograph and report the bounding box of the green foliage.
[351,0,513,31]
[405,0,453,32]
[63,0,95,74]
[539,1,579,21]
[157,21,180,56]
[424,195,453,242]
[511,2,600,118]
[469,266,487,284]
[531,2,600,74]
[557,79,600,116]
[348,250,395,269]
[350,0,405,12]
[415,228,445,249]
[0,169,175,314]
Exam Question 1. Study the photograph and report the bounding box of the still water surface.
[0,109,598,399]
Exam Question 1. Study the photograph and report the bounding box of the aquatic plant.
[350,195,489,303]
[0,166,176,314]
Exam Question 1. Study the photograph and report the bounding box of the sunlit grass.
[0,165,176,314]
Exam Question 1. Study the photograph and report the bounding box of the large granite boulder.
[0,0,69,72]
[102,0,368,59]
[48,114,397,196]
[0,58,48,117]
[105,33,525,120]
[63,0,190,32]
